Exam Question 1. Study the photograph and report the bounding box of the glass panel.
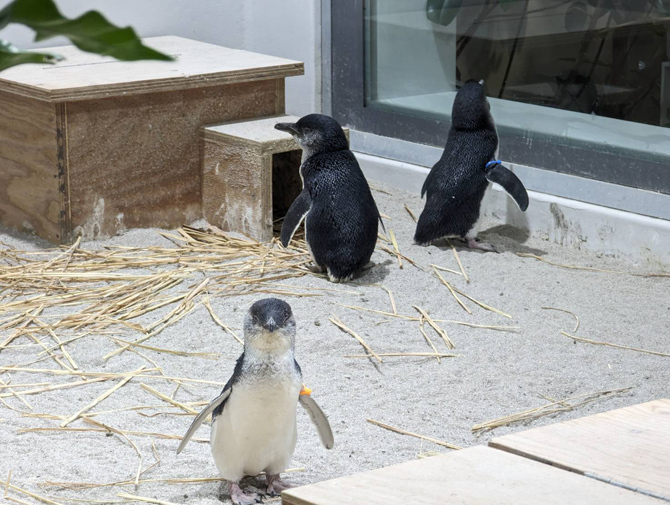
[365,0,670,160]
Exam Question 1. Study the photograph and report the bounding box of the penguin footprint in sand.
[275,114,382,282]
[414,80,529,252]
[177,298,333,505]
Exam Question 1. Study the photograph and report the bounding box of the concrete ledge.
[350,129,670,221]
[355,152,670,267]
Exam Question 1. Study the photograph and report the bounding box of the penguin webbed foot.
[361,261,375,272]
[307,264,326,274]
[228,482,262,505]
[265,473,294,496]
[466,237,499,253]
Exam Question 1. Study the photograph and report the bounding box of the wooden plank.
[490,399,670,500]
[0,36,304,102]
[204,115,302,150]
[282,446,659,505]
[202,139,271,241]
[0,90,61,242]
[65,79,282,240]
[202,116,297,242]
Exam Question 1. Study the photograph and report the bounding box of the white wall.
[0,0,320,115]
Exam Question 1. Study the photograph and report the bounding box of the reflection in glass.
[365,0,670,156]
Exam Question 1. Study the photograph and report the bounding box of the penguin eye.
[251,314,259,324]
[283,312,291,323]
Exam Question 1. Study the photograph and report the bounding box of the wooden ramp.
[282,399,670,504]
[491,399,670,500]
[282,445,657,505]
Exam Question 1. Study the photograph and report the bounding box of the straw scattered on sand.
[472,387,633,433]
[367,419,461,450]
[0,207,666,504]
[329,316,382,363]
[561,332,670,358]
[541,306,580,332]
[517,253,670,278]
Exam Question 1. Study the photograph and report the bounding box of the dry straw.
[367,419,461,450]
[344,352,458,359]
[561,332,670,358]
[517,253,670,278]
[404,204,417,222]
[330,315,382,363]
[449,285,512,319]
[418,315,441,364]
[389,230,403,269]
[61,366,146,427]
[541,306,580,332]
[117,493,179,505]
[432,268,471,314]
[448,240,469,282]
[380,285,398,315]
[472,387,632,433]
[413,306,455,349]
[0,223,530,503]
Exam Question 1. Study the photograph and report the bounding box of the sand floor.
[1,181,668,504]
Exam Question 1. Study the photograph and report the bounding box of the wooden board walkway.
[282,446,660,505]
[491,399,670,500]
[282,399,670,504]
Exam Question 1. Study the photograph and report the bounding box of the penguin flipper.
[280,189,311,247]
[485,164,529,211]
[176,388,231,454]
[298,394,334,449]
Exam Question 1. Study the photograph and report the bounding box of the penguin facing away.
[274,114,382,282]
[414,80,529,251]
[177,298,334,505]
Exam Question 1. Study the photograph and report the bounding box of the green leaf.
[0,39,62,72]
[0,4,12,31]
[2,0,174,62]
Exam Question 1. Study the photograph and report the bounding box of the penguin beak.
[275,122,299,136]
[263,317,278,333]
[479,79,485,85]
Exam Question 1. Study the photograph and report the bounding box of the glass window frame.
[330,0,670,195]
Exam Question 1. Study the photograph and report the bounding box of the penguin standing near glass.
[177,298,333,505]
[414,80,529,251]
[274,114,382,282]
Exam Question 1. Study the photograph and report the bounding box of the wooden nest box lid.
[0,36,304,102]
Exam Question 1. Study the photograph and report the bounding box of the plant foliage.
[0,0,173,72]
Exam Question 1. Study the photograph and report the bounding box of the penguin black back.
[275,114,381,282]
[414,80,528,249]
[414,80,498,245]
[302,148,379,279]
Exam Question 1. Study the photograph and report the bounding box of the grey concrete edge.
[350,130,670,222]
[355,151,670,267]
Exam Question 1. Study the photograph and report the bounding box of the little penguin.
[177,298,334,505]
[274,114,382,282]
[414,80,529,251]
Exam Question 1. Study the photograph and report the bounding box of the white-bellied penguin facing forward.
[414,80,529,251]
[177,298,334,505]
[275,114,383,282]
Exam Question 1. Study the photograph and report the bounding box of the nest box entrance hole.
[272,150,303,235]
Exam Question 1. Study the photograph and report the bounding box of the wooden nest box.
[0,36,303,244]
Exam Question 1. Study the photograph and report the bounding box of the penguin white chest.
[210,378,300,481]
